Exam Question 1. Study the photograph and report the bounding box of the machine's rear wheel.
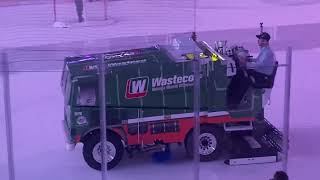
[82,132,124,170]
[185,125,224,161]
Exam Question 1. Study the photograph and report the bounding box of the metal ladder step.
[224,121,253,132]
[225,155,277,165]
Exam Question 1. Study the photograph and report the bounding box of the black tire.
[82,131,124,170]
[185,125,224,161]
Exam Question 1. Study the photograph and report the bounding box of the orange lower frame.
[117,115,254,145]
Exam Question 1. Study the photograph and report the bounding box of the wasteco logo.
[152,75,194,91]
[125,75,195,99]
[125,77,149,99]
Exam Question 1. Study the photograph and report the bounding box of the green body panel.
[61,44,263,144]
[139,63,164,117]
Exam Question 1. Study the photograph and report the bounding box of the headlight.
[76,116,88,125]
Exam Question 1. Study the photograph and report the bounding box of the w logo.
[125,77,149,99]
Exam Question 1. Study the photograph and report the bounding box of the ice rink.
[1,0,320,180]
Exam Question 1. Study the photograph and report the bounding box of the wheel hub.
[199,133,217,155]
[92,141,116,163]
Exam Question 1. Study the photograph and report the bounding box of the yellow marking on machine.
[211,53,219,61]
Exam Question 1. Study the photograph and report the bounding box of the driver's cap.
[256,32,271,41]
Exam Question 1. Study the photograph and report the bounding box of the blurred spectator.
[270,171,289,180]
[74,0,84,22]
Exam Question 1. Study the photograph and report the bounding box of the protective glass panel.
[0,47,101,180]
[97,34,198,179]
[0,64,9,180]
[195,29,291,180]
[281,48,320,179]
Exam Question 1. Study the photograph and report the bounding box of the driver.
[240,32,276,82]
[228,32,276,109]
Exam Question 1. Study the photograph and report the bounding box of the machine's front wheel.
[82,132,124,170]
[185,125,224,161]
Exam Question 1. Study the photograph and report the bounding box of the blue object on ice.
[152,145,171,163]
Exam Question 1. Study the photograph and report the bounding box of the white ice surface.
[1,49,320,180]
